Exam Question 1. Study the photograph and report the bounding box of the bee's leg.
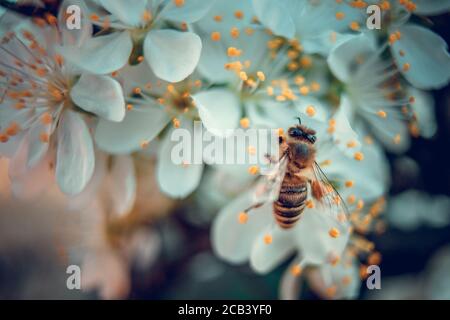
[243,202,265,213]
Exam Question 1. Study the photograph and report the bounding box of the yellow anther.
[300,56,312,68]
[39,132,50,143]
[263,234,273,244]
[173,0,184,7]
[256,71,266,81]
[245,27,254,36]
[248,165,259,175]
[234,10,244,19]
[299,86,310,96]
[329,227,340,238]
[295,76,305,85]
[266,86,274,96]
[126,104,133,111]
[346,140,358,148]
[227,47,242,57]
[90,13,99,21]
[354,152,364,161]
[172,118,180,128]
[40,112,53,125]
[276,95,286,102]
[211,31,221,41]
[291,265,302,277]
[213,15,223,22]
[402,63,410,72]
[0,134,9,143]
[350,21,360,31]
[326,286,337,298]
[321,159,332,167]
[335,12,345,20]
[278,128,284,136]
[356,199,364,210]
[238,212,248,224]
[240,117,250,128]
[311,81,321,92]
[306,105,316,117]
[306,199,314,209]
[377,110,387,118]
[350,0,368,8]
[142,10,152,22]
[345,180,354,188]
[230,27,240,39]
[5,122,20,136]
[393,134,401,145]
[239,71,248,81]
[368,252,382,265]
[137,55,144,63]
[133,87,142,94]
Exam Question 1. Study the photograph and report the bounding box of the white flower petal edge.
[390,23,450,90]
[58,31,132,75]
[56,110,95,195]
[413,0,450,15]
[251,0,295,39]
[250,227,296,274]
[212,191,273,264]
[95,105,171,154]
[99,0,148,27]
[193,89,241,137]
[144,30,202,83]
[108,155,137,217]
[160,0,216,23]
[156,124,204,199]
[70,73,125,122]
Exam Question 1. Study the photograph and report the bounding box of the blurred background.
[0,0,449,300]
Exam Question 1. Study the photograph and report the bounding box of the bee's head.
[287,119,316,144]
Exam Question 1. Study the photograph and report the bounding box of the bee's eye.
[288,128,302,137]
[307,135,316,144]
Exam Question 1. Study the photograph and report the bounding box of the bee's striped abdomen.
[273,175,308,229]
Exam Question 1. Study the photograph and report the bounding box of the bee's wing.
[311,161,350,223]
[252,154,289,205]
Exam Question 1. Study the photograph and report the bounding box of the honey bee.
[243,117,348,229]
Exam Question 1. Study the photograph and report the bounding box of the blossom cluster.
[0,0,449,299]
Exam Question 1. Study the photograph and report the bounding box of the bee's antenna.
[295,117,302,125]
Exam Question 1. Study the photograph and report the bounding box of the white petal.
[390,24,450,89]
[407,87,437,138]
[68,150,107,210]
[294,208,350,265]
[99,0,148,27]
[160,0,215,23]
[279,258,303,300]
[58,31,132,74]
[56,111,95,195]
[250,227,296,274]
[144,30,201,82]
[252,0,295,39]
[193,89,241,137]
[94,104,170,154]
[156,124,203,198]
[212,191,272,264]
[109,155,136,216]
[70,73,125,122]
[327,34,375,83]
[414,0,450,15]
